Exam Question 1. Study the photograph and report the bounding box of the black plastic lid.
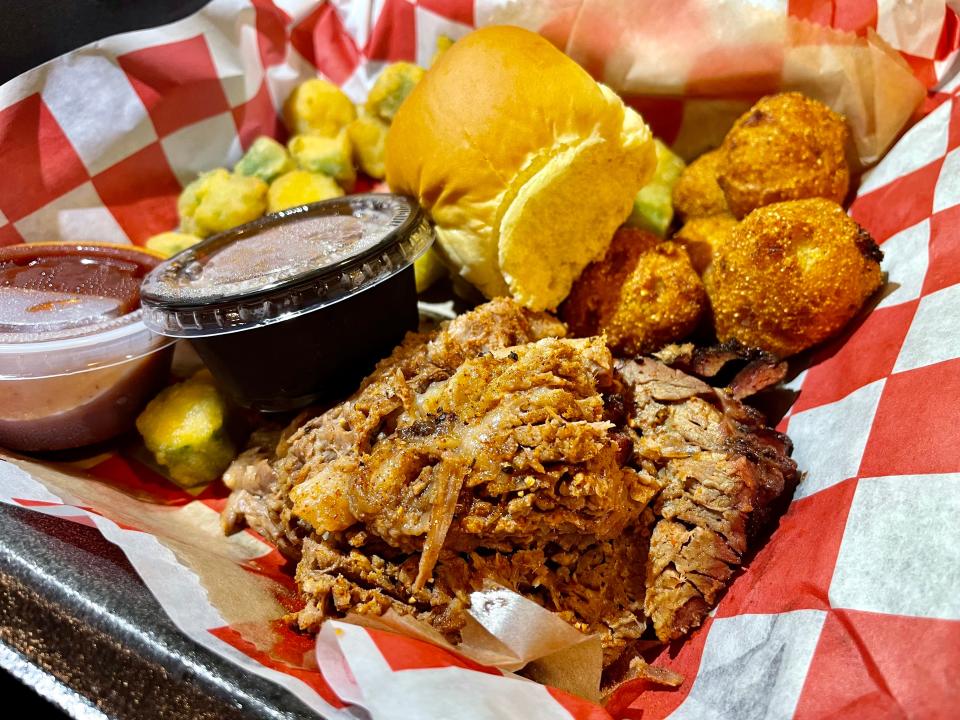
[140,194,434,337]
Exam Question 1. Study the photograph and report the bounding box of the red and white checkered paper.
[2,1,960,718]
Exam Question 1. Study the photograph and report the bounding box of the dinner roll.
[385,26,656,310]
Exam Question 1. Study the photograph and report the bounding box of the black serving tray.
[0,502,324,719]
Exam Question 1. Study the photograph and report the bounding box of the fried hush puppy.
[562,227,706,355]
[673,213,738,275]
[717,92,850,218]
[672,149,729,220]
[704,198,883,358]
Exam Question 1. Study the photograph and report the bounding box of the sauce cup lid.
[140,194,434,338]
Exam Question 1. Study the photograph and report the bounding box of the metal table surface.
[0,502,322,719]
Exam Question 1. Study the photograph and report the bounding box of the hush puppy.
[717,92,850,218]
[562,227,706,355]
[704,198,883,358]
[674,213,738,275]
[672,149,729,220]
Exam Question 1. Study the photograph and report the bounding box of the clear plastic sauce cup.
[0,243,176,452]
[140,195,434,412]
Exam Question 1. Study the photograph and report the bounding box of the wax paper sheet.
[2,1,960,718]
[488,0,928,165]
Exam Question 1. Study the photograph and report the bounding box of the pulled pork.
[222,298,798,665]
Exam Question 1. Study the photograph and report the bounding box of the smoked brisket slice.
[613,357,797,641]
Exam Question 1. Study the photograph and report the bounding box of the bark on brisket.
[653,341,788,399]
[296,516,653,667]
[613,357,797,642]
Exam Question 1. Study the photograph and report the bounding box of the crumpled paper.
[484,0,927,165]
[344,582,605,701]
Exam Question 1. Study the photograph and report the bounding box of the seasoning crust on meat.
[222,298,798,668]
[613,357,796,639]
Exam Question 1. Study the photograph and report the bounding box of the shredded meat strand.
[221,299,798,667]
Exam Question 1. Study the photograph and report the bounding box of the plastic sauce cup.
[140,194,435,412]
[0,243,175,452]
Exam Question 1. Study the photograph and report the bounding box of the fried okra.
[145,231,202,258]
[267,170,344,213]
[414,246,447,293]
[704,198,882,358]
[717,93,850,218]
[627,139,686,236]
[672,149,729,220]
[365,62,425,123]
[562,227,706,355]
[136,370,236,487]
[288,130,356,191]
[284,78,357,137]
[673,213,738,275]
[347,114,389,179]
[234,136,295,184]
[178,169,268,237]
[430,35,455,66]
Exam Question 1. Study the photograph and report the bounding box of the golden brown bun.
[385,26,656,310]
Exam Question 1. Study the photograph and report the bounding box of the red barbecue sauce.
[0,243,159,312]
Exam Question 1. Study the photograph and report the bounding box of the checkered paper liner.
[1,1,960,718]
